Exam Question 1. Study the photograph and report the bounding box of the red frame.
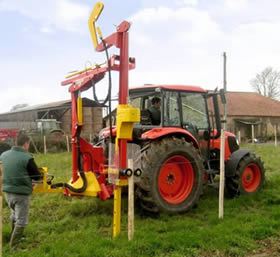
[61,21,135,199]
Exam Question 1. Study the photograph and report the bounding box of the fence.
[29,134,97,154]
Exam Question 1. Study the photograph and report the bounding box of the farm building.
[0,98,104,137]
[215,91,280,142]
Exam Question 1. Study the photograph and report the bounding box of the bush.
[0,142,11,155]
[29,134,68,153]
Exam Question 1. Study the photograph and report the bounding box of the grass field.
[2,144,280,257]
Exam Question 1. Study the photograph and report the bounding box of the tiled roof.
[217,91,280,117]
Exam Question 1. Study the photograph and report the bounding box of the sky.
[1,0,280,113]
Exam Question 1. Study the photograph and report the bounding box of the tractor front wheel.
[226,153,265,198]
[137,137,204,213]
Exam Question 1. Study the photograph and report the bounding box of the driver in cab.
[149,97,161,125]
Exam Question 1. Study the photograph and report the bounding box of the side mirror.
[198,130,210,140]
[203,130,210,140]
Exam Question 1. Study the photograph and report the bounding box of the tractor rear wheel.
[226,153,265,198]
[136,137,204,213]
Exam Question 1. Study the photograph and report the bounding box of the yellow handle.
[77,97,83,125]
[65,67,93,79]
[88,1,104,49]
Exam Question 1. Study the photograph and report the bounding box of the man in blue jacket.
[0,133,43,250]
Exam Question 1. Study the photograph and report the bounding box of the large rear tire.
[136,137,204,213]
[226,153,265,198]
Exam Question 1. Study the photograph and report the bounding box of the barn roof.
[218,91,280,117]
[0,98,104,115]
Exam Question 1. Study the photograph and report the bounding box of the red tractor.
[46,2,264,216]
[0,129,18,154]
[98,85,265,213]
[0,128,18,142]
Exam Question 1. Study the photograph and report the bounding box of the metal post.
[113,25,130,238]
[251,125,255,144]
[128,159,134,240]
[71,92,79,182]
[223,52,227,130]
[275,125,278,146]
[118,29,129,170]
[219,52,227,218]
[219,129,225,218]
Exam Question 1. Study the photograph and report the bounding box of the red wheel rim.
[158,155,194,204]
[242,163,261,192]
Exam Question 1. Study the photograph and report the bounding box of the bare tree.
[250,66,280,99]
[10,103,29,111]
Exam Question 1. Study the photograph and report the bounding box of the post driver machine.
[33,1,141,238]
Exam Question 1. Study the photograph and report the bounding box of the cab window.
[163,91,180,126]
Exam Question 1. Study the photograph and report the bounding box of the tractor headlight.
[228,136,240,153]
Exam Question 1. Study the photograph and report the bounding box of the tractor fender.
[141,127,200,149]
[225,149,252,177]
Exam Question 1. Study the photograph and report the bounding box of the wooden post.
[43,135,47,154]
[128,159,134,240]
[219,129,225,219]
[274,125,278,147]
[251,124,254,144]
[30,136,39,154]
[0,161,2,257]
[238,130,241,145]
[66,135,70,152]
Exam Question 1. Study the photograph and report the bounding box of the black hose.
[51,170,88,193]
[91,39,113,139]
[51,103,88,193]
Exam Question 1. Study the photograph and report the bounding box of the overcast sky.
[1,0,280,113]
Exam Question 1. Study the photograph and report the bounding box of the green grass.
[2,145,280,257]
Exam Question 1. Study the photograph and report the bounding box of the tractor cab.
[129,85,216,158]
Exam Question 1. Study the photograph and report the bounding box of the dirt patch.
[247,237,280,257]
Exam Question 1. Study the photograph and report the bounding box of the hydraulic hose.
[91,38,113,139]
[50,170,88,193]
[51,126,88,193]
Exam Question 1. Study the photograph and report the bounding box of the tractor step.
[208,183,219,189]
[206,169,219,175]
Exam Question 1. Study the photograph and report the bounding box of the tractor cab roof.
[129,84,206,93]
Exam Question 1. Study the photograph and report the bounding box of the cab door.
[180,92,210,159]
[163,90,181,127]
